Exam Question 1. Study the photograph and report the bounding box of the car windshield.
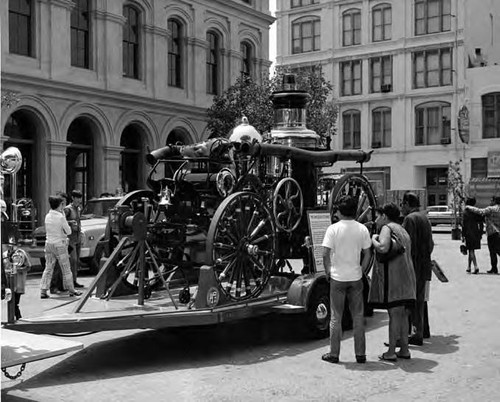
[81,199,119,218]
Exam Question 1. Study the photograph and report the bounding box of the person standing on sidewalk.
[64,190,84,288]
[464,196,500,275]
[461,197,484,274]
[40,195,81,298]
[401,192,434,346]
[321,195,372,364]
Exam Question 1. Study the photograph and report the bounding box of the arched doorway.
[166,128,192,145]
[3,110,43,227]
[67,118,95,203]
[120,124,145,193]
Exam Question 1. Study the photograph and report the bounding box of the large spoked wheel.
[328,173,377,225]
[273,178,303,232]
[207,191,276,301]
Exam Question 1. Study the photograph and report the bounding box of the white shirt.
[45,209,71,245]
[322,219,372,282]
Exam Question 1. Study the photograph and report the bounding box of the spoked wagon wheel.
[273,178,303,232]
[207,191,276,301]
[328,173,377,225]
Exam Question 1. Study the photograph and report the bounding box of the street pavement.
[2,232,500,401]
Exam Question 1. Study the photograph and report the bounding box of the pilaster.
[103,146,124,195]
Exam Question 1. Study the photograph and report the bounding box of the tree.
[448,160,467,235]
[206,68,338,144]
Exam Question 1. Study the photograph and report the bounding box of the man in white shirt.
[321,195,372,364]
[40,196,81,298]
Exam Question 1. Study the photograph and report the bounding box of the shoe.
[466,268,471,273]
[487,269,499,274]
[40,293,50,299]
[408,336,423,346]
[473,269,479,275]
[356,355,366,363]
[69,291,82,297]
[321,353,339,364]
[74,282,84,288]
[378,353,397,362]
[395,351,411,359]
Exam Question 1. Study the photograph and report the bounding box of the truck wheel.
[306,284,330,339]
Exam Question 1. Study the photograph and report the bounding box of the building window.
[343,110,361,149]
[370,56,392,93]
[482,93,500,139]
[206,31,220,95]
[292,17,320,54]
[415,102,451,145]
[168,18,183,88]
[415,0,451,36]
[343,9,361,46]
[240,41,252,77]
[413,48,452,88]
[71,0,90,69]
[372,108,392,148]
[372,3,392,42]
[123,5,140,79]
[341,60,362,96]
[9,0,34,57]
[291,0,319,8]
[471,158,487,178]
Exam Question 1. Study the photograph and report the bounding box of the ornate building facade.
[1,0,274,218]
[275,0,500,207]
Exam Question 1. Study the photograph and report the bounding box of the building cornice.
[206,0,276,25]
[92,10,127,25]
[144,25,169,38]
[1,73,207,118]
[46,0,75,10]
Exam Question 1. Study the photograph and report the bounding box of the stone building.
[1,0,274,219]
[275,0,500,207]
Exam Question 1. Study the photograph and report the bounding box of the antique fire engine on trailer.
[100,74,377,309]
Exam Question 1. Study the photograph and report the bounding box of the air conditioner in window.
[440,138,451,145]
[372,142,382,148]
[381,84,392,93]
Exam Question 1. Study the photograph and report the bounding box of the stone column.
[103,146,124,195]
[46,140,71,214]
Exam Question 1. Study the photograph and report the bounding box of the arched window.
[372,107,392,148]
[482,92,500,139]
[342,9,361,46]
[415,101,451,145]
[343,110,361,149]
[71,0,90,68]
[9,0,34,57]
[240,41,252,77]
[292,17,320,54]
[123,4,140,79]
[372,3,391,42]
[168,18,183,88]
[206,31,220,95]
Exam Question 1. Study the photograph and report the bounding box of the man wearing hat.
[401,192,434,345]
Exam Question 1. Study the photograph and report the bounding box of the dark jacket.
[402,210,434,282]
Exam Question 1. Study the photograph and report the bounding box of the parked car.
[26,196,122,274]
[426,205,458,226]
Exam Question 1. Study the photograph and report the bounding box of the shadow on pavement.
[342,356,438,374]
[1,395,38,402]
[412,334,460,355]
[5,312,389,390]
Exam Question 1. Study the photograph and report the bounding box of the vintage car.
[426,205,456,226]
[26,196,121,274]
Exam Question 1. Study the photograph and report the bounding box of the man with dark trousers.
[64,190,84,288]
[401,192,434,346]
[465,195,500,274]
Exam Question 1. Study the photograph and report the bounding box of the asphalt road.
[2,232,500,401]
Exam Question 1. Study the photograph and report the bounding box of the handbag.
[376,226,406,263]
[459,244,467,255]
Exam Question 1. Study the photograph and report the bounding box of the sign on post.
[306,210,332,272]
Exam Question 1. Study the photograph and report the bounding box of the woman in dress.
[370,203,416,361]
[462,197,484,274]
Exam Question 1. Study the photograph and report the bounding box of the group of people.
[39,190,84,299]
[321,192,433,364]
[462,196,500,275]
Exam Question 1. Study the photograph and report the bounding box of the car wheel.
[305,283,330,339]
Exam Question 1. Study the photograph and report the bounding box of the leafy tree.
[206,68,338,145]
[448,160,467,229]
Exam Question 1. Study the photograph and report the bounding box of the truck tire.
[305,283,330,339]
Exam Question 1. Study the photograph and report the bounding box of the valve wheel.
[273,178,303,232]
[207,191,276,301]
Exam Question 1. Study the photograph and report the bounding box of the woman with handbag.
[369,203,416,361]
[462,197,484,274]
